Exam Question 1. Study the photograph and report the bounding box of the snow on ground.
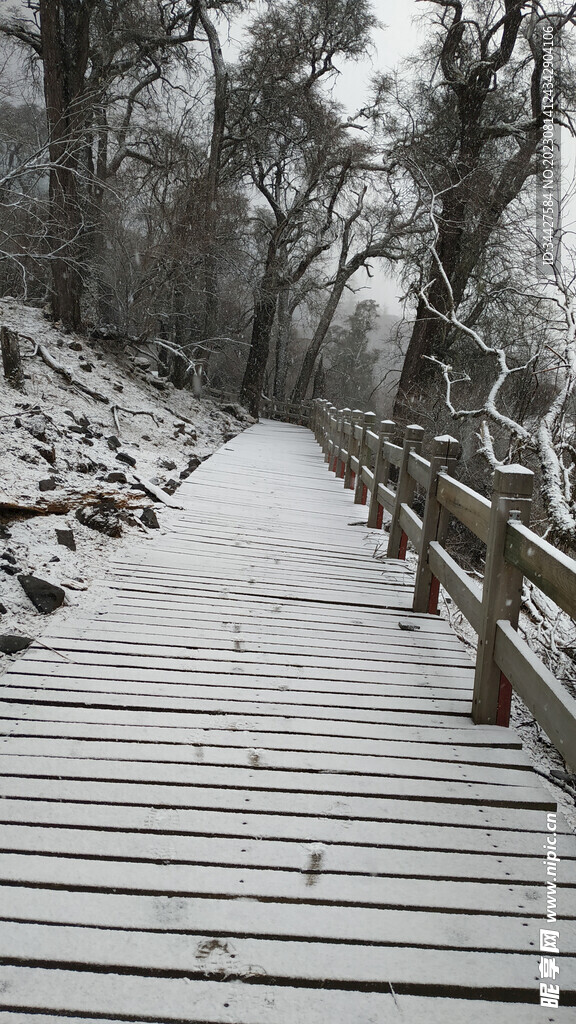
[0,297,253,649]
[1,297,575,831]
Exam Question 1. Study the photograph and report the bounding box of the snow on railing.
[310,398,576,770]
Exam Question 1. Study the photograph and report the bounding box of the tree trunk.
[239,240,280,418]
[273,284,291,401]
[291,271,348,405]
[40,0,91,331]
[1,326,24,389]
[196,1,228,391]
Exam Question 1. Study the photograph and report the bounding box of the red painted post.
[367,420,396,529]
[388,425,425,559]
[413,435,460,616]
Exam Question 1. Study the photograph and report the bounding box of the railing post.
[472,465,534,727]
[387,424,425,559]
[367,420,396,528]
[344,410,363,489]
[332,408,350,476]
[315,400,326,442]
[325,405,336,463]
[413,434,460,614]
[354,411,376,504]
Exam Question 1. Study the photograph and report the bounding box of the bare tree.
[232,0,379,417]
[421,200,576,547]
[392,0,576,417]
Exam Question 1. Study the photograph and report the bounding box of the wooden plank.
[505,519,576,618]
[0,799,567,851]
[436,473,491,543]
[377,480,396,513]
[0,737,535,786]
[0,703,523,747]
[1,922,575,992]
[428,541,483,632]
[0,686,477,725]
[382,440,403,467]
[398,502,423,548]
[7,660,475,692]
[495,620,576,769]
[0,1001,572,1024]
[0,777,556,827]
[0,754,544,804]
[407,449,431,489]
[0,855,568,914]
[0,717,530,761]
[23,635,472,667]
[4,826,571,884]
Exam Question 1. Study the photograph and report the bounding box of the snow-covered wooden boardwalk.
[0,419,575,1022]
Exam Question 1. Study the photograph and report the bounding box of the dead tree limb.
[36,344,109,404]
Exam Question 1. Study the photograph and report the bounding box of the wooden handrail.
[308,397,576,769]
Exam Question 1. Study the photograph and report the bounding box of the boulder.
[76,501,123,537]
[56,529,76,551]
[141,508,159,529]
[116,451,137,467]
[0,634,33,655]
[18,574,65,614]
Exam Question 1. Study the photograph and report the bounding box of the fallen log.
[36,345,109,404]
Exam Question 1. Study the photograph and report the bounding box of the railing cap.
[493,464,534,497]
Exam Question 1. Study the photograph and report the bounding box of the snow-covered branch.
[420,191,576,545]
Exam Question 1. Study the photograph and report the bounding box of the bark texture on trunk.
[239,241,280,418]
[40,0,91,331]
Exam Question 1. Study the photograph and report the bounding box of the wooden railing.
[310,399,576,769]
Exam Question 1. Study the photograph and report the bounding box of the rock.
[1,565,20,576]
[0,603,7,614]
[2,551,16,564]
[113,383,124,392]
[76,501,123,537]
[134,356,151,370]
[56,529,76,551]
[106,471,127,484]
[68,424,86,434]
[107,435,121,450]
[141,508,159,529]
[159,459,177,471]
[23,414,48,441]
[179,455,201,480]
[39,478,57,491]
[35,445,56,465]
[78,361,93,372]
[18,574,66,614]
[68,341,83,351]
[163,479,179,495]
[116,451,137,467]
[222,403,246,419]
[0,634,33,654]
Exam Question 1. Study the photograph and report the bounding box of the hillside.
[0,297,253,652]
